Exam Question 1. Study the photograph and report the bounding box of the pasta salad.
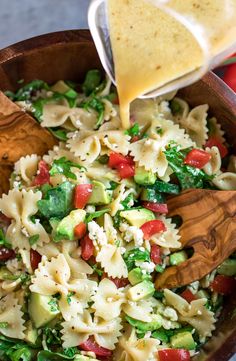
[0,70,235,361]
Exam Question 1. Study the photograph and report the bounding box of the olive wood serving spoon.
[0,91,57,195]
[155,188,236,289]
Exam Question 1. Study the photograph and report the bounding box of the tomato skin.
[184,149,211,169]
[117,163,135,179]
[211,275,236,295]
[102,273,130,288]
[150,244,162,265]
[181,289,197,303]
[33,160,50,186]
[0,247,15,261]
[74,222,87,239]
[30,249,42,271]
[143,202,168,214]
[223,63,236,92]
[140,220,166,240]
[74,184,93,209]
[80,235,95,261]
[131,135,140,143]
[108,153,134,168]
[205,137,228,159]
[158,349,190,361]
[79,337,112,357]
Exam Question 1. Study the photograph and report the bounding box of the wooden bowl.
[0,30,236,361]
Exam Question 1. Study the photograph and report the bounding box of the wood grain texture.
[0,29,235,361]
[155,189,236,289]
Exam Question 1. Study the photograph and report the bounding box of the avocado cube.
[170,251,188,266]
[28,293,60,328]
[0,267,13,281]
[55,209,86,241]
[217,259,236,276]
[88,181,111,205]
[127,280,155,301]
[170,331,195,350]
[128,268,151,285]
[120,208,155,227]
[134,167,156,186]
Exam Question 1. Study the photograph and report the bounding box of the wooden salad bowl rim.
[0,29,236,361]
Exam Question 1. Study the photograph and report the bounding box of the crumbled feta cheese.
[135,261,155,274]
[188,281,200,295]
[124,226,144,247]
[88,221,107,250]
[85,205,96,214]
[163,307,178,321]
[13,181,21,189]
[120,247,126,255]
[144,331,152,339]
[159,101,171,115]
[119,222,129,233]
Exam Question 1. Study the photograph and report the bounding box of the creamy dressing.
[107,0,236,128]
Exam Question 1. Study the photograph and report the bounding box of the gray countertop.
[0,1,235,360]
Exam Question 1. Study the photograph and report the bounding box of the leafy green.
[121,193,135,210]
[7,347,32,361]
[123,248,150,271]
[165,145,213,189]
[6,80,49,101]
[124,123,140,137]
[0,336,34,361]
[153,290,164,299]
[85,209,109,223]
[141,187,165,203]
[91,264,103,277]
[37,350,75,361]
[155,264,164,273]
[170,99,182,115]
[0,322,9,329]
[82,69,102,96]
[126,315,162,332]
[153,180,180,194]
[66,292,75,305]
[97,155,109,164]
[42,325,62,347]
[62,348,77,358]
[37,182,74,219]
[49,157,85,180]
[0,229,12,249]
[152,329,169,343]
[48,298,59,313]
[81,97,105,129]
[48,128,68,142]
[29,234,39,246]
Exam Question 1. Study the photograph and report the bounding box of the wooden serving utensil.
[155,189,236,290]
[0,91,57,195]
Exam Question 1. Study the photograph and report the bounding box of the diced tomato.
[205,137,228,159]
[80,234,94,261]
[210,275,236,295]
[131,135,140,143]
[143,202,168,214]
[181,289,197,303]
[140,220,166,240]
[108,152,134,168]
[223,63,236,92]
[184,149,211,169]
[74,222,87,239]
[158,349,190,361]
[0,247,15,261]
[30,249,42,271]
[102,273,130,288]
[79,337,112,357]
[74,184,93,209]
[150,244,162,265]
[117,163,135,179]
[33,160,50,186]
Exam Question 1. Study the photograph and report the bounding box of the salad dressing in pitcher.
[107,0,236,128]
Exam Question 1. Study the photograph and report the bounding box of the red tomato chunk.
[108,153,135,179]
[211,275,236,295]
[184,149,211,169]
[140,220,166,240]
[74,184,93,209]
[30,249,42,271]
[80,235,94,261]
[150,244,162,264]
[223,63,236,92]
[205,137,228,159]
[74,222,87,239]
[0,247,15,262]
[181,289,197,303]
[80,337,112,357]
[33,160,50,186]
[158,349,190,361]
[143,201,168,214]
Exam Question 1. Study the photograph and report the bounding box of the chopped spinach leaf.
[170,99,182,115]
[7,80,49,101]
[123,248,150,271]
[48,298,59,313]
[97,154,109,164]
[29,234,39,246]
[85,209,109,223]
[66,292,75,305]
[153,180,180,195]
[48,128,68,141]
[42,324,62,346]
[108,181,119,190]
[121,193,135,210]
[0,322,8,329]
[37,350,75,360]
[153,290,164,299]
[0,229,12,249]
[152,329,169,343]
[37,182,74,219]
[49,157,85,180]
[91,264,103,277]
[62,348,77,358]
[82,69,102,96]
[124,123,140,137]
[81,97,105,129]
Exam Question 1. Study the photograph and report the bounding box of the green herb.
[42,324,62,346]
[152,329,169,343]
[0,229,12,249]
[66,292,75,305]
[20,274,31,284]
[108,181,119,190]
[0,322,8,329]
[62,348,77,358]
[64,89,78,99]
[29,234,39,246]
[156,127,163,135]
[153,180,180,194]
[37,350,76,360]
[48,298,59,313]
[82,97,105,129]
[142,187,165,203]
[97,154,109,164]
[49,157,85,180]
[124,123,140,137]
[85,209,109,223]
[8,80,49,101]
[165,145,213,189]
[91,264,103,277]
[170,99,182,115]
[37,182,74,220]
[82,69,102,96]
[121,193,134,210]
[155,264,164,273]
[153,290,164,299]
[7,347,32,361]
[113,211,122,228]
[123,248,150,271]
[48,128,68,141]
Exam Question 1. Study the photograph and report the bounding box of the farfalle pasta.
[0,71,234,361]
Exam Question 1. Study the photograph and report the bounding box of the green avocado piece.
[127,280,155,301]
[24,320,38,345]
[126,314,163,332]
[134,167,156,186]
[88,181,111,205]
[217,259,236,276]
[128,267,151,285]
[120,208,155,227]
[74,356,99,361]
[54,209,86,241]
[0,267,13,281]
[170,251,188,266]
[28,293,60,328]
[170,331,195,350]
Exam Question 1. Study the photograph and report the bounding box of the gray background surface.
[0,1,235,360]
